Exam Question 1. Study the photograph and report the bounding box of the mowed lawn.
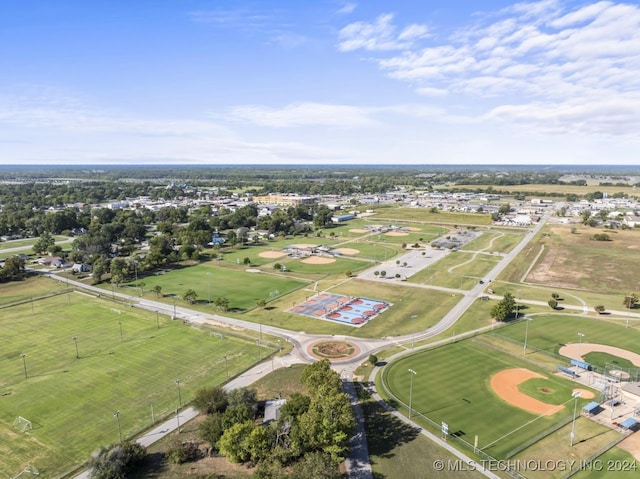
[0,293,264,478]
[128,262,308,311]
[495,314,640,359]
[381,340,595,459]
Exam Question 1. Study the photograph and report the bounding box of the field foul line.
[482,396,574,450]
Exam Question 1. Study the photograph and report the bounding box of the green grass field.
[124,262,309,311]
[408,250,501,290]
[0,292,266,478]
[380,339,597,459]
[369,206,493,226]
[462,230,524,255]
[494,314,640,359]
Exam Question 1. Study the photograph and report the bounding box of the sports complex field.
[0,289,268,478]
[380,313,640,472]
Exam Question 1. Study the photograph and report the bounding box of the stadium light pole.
[176,379,182,408]
[523,318,531,356]
[113,410,122,443]
[73,336,79,359]
[577,332,585,359]
[408,368,417,419]
[570,391,581,446]
[173,298,176,319]
[20,353,27,379]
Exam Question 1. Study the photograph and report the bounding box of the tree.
[490,292,516,321]
[256,299,267,309]
[193,386,228,415]
[153,285,162,298]
[88,442,146,479]
[243,257,251,265]
[215,296,230,311]
[301,359,342,395]
[368,354,378,365]
[199,413,225,449]
[218,420,256,463]
[551,292,560,300]
[227,388,259,417]
[623,293,639,309]
[182,289,198,304]
[548,299,558,310]
[165,438,199,464]
[290,451,341,479]
[595,305,606,314]
[0,255,26,282]
[498,203,511,214]
[32,232,55,255]
[279,393,311,420]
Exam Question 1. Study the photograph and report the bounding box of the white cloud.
[337,13,429,51]
[228,102,380,128]
[337,2,357,15]
[338,1,640,138]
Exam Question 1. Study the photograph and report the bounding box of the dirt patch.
[384,232,409,237]
[573,388,595,399]
[335,248,360,255]
[490,368,564,416]
[301,256,336,264]
[308,340,360,361]
[407,227,422,232]
[559,343,640,367]
[349,228,369,233]
[258,251,287,258]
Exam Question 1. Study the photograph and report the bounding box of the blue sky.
[1,0,639,165]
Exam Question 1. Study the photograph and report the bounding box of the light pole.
[176,379,182,408]
[175,408,181,433]
[577,332,585,359]
[523,318,531,355]
[114,410,122,443]
[626,296,631,328]
[408,368,417,419]
[570,391,581,446]
[73,336,79,359]
[20,353,27,379]
[118,321,123,342]
[207,272,212,306]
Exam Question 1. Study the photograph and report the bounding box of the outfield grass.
[0,293,266,478]
[583,352,635,371]
[494,314,640,358]
[572,446,639,479]
[380,339,597,459]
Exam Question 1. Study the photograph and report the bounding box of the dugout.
[571,359,592,371]
[582,401,601,417]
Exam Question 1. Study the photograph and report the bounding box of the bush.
[368,354,378,366]
[166,439,199,464]
[89,442,146,479]
[193,386,228,415]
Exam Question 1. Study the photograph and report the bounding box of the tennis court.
[288,292,390,327]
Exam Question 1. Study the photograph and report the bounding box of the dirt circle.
[574,388,596,399]
[349,228,369,233]
[308,340,360,361]
[259,251,287,259]
[385,231,409,237]
[301,256,336,264]
[407,227,421,232]
[335,248,360,255]
[559,343,640,367]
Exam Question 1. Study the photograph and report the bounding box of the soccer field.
[381,339,596,459]
[0,292,265,478]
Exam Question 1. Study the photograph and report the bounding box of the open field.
[0,275,68,306]
[368,206,493,226]
[380,338,599,460]
[446,184,638,196]
[0,235,70,251]
[462,229,525,255]
[123,262,309,312]
[0,292,265,478]
[408,250,501,290]
[499,224,640,294]
[572,446,639,479]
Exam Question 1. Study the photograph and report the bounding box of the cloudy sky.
[1,0,639,165]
